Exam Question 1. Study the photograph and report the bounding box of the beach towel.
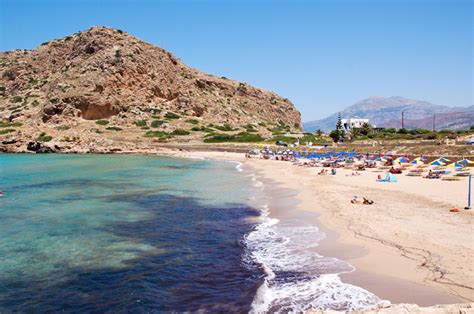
[377,172,398,182]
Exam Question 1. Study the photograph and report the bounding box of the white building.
[341,117,371,131]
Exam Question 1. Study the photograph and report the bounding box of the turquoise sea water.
[0,154,262,312]
[0,154,386,312]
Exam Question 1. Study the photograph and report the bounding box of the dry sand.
[161,150,474,311]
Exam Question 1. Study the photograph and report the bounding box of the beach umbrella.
[457,159,474,165]
[438,157,450,162]
[430,160,445,166]
[447,162,463,169]
[398,157,409,163]
[410,159,424,165]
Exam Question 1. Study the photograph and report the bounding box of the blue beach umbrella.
[458,159,474,165]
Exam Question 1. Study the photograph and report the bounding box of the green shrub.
[36,132,52,142]
[272,135,296,143]
[164,112,180,119]
[144,131,173,138]
[210,123,234,131]
[243,124,258,133]
[95,119,109,125]
[409,128,431,135]
[171,129,190,136]
[191,126,214,132]
[0,122,22,128]
[106,127,123,131]
[135,119,147,127]
[11,96,22,103]
[56,125,70,131]
[268,123,290,135]
[420,132,439,140]
[300,133,316,143]
[186,119,199,125]
[151,120,165,128]
[204,132,263,143]
[0,128,15,135]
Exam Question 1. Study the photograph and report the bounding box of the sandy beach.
[167,149,474,312]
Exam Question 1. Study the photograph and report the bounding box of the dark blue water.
[0,154,263,312]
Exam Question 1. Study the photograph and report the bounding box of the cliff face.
[0,26,301,151]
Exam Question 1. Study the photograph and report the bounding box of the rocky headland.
[0,26,301,153]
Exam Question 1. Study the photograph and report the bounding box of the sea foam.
[244,177,389,313]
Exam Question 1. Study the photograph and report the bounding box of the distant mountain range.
[303,96,474,132]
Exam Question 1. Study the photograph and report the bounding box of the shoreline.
[1,150,473,312]
[168,150,473,312]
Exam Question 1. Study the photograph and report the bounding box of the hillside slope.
[0,26,301,152]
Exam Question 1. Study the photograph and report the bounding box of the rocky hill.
[0,26,301,152]
[304,96,473,132]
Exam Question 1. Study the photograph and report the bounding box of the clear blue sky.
[0,0,472,121]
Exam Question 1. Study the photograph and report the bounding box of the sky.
[0,0,472,121]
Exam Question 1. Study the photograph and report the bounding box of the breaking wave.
[244,174,389,313]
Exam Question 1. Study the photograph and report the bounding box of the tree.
[360,122,372,136]
[315,129,323,138]
[471,125,474,130]
[397,128,408,134]
[329,130,341,142]
[334,113,345,141]
[336,113,344,132]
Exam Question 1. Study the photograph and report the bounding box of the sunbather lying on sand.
[351,196,374,205]
[363,197,374,205]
